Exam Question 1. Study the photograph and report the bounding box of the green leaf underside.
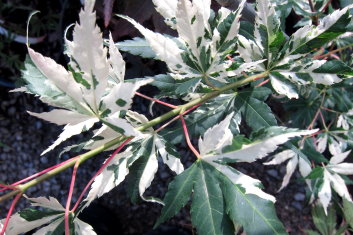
[151,74,202,97]
[19,208,63,222]
[115,37,157,59]
[21,57,84,113]
[157,160,286,235]
[127,137,154,203]
[162,87,274,145]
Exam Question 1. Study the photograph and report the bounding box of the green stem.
[0,71,268,203]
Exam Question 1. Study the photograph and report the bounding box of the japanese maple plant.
[1,0,353,234]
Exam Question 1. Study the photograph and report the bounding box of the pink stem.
[14,157,78,187]
[0,193,22,235]
[71,137,133,212]
[180,115,201,159]
[0,157,79,193]
[321,0,333,13]
[0,185,17,190]
[135,92,178,109]
[155,103,203,133]
[65,159,80,235]
[255,78,270,87]
[182,104,202,115]
[226,55,234,62]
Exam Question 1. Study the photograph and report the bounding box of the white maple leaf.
[83,149,133,209]
[83,112,183,208]
[316,133,347,155]
[264,149,312,191]
[318,150,353,214]
[152,0,178,29]
[337,109,353,130]
[198,114,316,201]
[17,1,150,155]
[120,0,247,84]
[0,196,96,235]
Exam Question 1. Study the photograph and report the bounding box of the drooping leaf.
[83,150,133,209]
[127,137,160,203]
[219,168,287,234]
[343,198,353,229]
[0,196,96,235]
[313,203,338,235]
[190,161,235,235]
[154,163,198,227]
[265,148,312,191]
[154,135,184,174]
[206,127,316,164]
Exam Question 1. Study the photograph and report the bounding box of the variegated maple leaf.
[156,114,315,234]
[81,111,184,209]
[264,149,312,191]
[119,0,262,88]
[0,196,96,235]
[237,0,353,99]
[15,0,150,155]
[318,150,353,214]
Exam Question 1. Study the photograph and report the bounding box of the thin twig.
[308,0,319,25]
[321,0,333,13]
[180,115,201,159]
[14,157,78,187]
[319,111,329,131]
[135,91,177,109]
[71,137,133,212]
[0,185,17,190]
[314,43,353,59]
[65,160,80,235]
[0,193,22,235]
[255,78,270,87]
[155,103,203,133]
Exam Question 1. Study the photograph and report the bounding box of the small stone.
[35,121,42,129]
[159,172,170,180]
[291,201,303,210]
[294,193,305,201]
[266,169,279,178]
[40,157,48,164]
[15,132,22,141]
[7,107,16,116]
